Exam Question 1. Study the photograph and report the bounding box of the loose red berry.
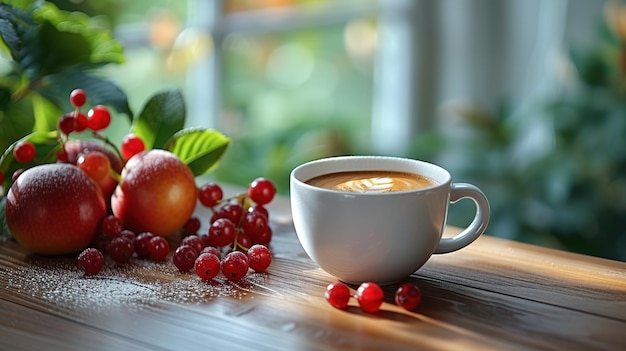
[135,232,155,259]
[183,217,201,235]
[247,177,275,205]
[173,245,199,272]
[77,248,104,276]
[87,105,111,131]
[198,183,223,208]
[201,246,221,259]
[195,252,221,281]
[325,282,351,309]
[148,236,170,261]
[247,244,272,272]
[119,229,136,243]
[13,141,36,163]
[221,251,249,282]
[181,234,205,254]
[120,133,145,160]
[395,283,422,311]
[101,215,122,238]
[107,236,134,264]
[70,88,87,107]
[355,282,384,313]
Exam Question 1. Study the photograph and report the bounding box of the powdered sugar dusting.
[3,255,269,317]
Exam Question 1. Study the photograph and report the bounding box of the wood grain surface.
[1,194,625,351]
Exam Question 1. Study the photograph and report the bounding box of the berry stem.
[109,168,123,183]
[91,131,124,161]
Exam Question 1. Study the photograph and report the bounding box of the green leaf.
[166,128,230,177]
[0,131,61,189]
[38,70,133,120]
[133,89,186,150]
[33,2,124,66]
[0,3,34,62]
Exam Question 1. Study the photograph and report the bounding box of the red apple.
[63,139,124,204]
[111,149,197,237]
[5,163,107,255]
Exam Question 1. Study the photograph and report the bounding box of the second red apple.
[111,149,197,237]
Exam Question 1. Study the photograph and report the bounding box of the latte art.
[306,171,436,193]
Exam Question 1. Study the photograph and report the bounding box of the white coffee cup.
[290,156,490,285]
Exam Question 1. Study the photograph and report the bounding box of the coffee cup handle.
[434,183,490,254]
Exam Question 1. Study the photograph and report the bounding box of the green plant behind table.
[0,0,131,153]
[409,20,626,261]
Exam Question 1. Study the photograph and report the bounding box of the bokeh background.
[2,0,625,261]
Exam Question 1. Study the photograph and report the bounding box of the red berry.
[195,252,220,281]
[252,226,272,245]
[355,282,384,313]
[74,112,89,132]
[181,234,205,254]
[13,141,36,163]
[148,236,170,261]
[198,182,223,208]
[11,169,24,182]
[207,218,237,247]
[87,105,111,131]
[247,177,275,205]
[248,204,269,220]
[77,248,104,276]
[241,211,269,241]
[395,283,422,311]
[56,149,68,163]
[58,113,76,135]
[325,282,351,309]
[183,216,201,235]
[173,245,199,272]
[236,232,253,250]
[201,246,221,259]
[120,133,145,160]
[247,244,272,272]
[0,171,4,184]
[119,229,136,243]
[70,88,87,107]
[107,236,134,264]
[211,203,244,224]
[77,151,111,182]
[101,215,122,238]
[134,232,155,259]
[221,251,249,282]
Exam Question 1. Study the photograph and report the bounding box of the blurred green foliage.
[214,23,374,193]
[0,0,130,153]
[409,20,626,261]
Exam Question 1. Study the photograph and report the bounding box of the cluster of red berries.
[9,89,146,170]
[325,281,422,313]
[77,178,276,283]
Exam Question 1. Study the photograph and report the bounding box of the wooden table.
[1,192,625,351]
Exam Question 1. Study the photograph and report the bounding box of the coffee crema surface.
[306,170,436,193]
